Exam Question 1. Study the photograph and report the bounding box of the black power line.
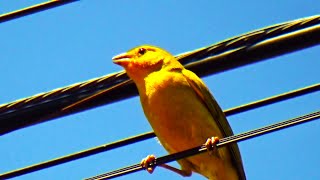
[85,110,320,180]
[0,0,79,23]
[0,83,318,179]
[0,15,319,135]
[0,132,155,180]
[225,83,320,116]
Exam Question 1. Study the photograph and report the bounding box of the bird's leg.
[205,136,220,155]
[159,164,191,177]
[140,155,191,177]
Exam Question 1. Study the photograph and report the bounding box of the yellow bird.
[112,45,246,180]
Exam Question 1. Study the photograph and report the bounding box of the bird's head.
[113,45,181,81]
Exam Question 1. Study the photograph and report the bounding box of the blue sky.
[0,1,319,180]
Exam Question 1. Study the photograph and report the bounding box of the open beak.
[112,52,133,66]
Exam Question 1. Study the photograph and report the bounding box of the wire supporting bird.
[112,45,246,180]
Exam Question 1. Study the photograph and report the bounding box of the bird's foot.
[140,154,191,177]
[140,154,156,173]
[205,136,220,154]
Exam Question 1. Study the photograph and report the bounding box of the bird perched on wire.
[112,45,246,180]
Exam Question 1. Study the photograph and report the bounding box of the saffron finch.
[113,45,246,180]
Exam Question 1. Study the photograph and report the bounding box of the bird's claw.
[140,154,156,174]
[205,136,220,154]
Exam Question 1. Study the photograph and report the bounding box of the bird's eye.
[138,48,147,55]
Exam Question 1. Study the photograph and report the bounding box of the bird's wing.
[182,69,246,180]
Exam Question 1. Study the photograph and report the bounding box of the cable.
[189,24,320,77]
[177,15,320,66]
[0,0,79,23]
[85,110,320,180]
[1,83,318,179]
[0,132,155,179]
[224,83,320,116]
[1,15,320,135]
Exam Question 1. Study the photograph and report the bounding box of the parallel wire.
[0,0,79,23]
[86,110,320,180]
[1,15,320,135]
[1,83,318,179]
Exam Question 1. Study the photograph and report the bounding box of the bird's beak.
[112,52,133,66]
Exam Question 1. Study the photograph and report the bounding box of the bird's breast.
[139,71,222,153]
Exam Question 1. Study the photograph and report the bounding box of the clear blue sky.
[1,1,319,180]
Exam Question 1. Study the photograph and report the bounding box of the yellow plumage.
[113,45,246,180]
